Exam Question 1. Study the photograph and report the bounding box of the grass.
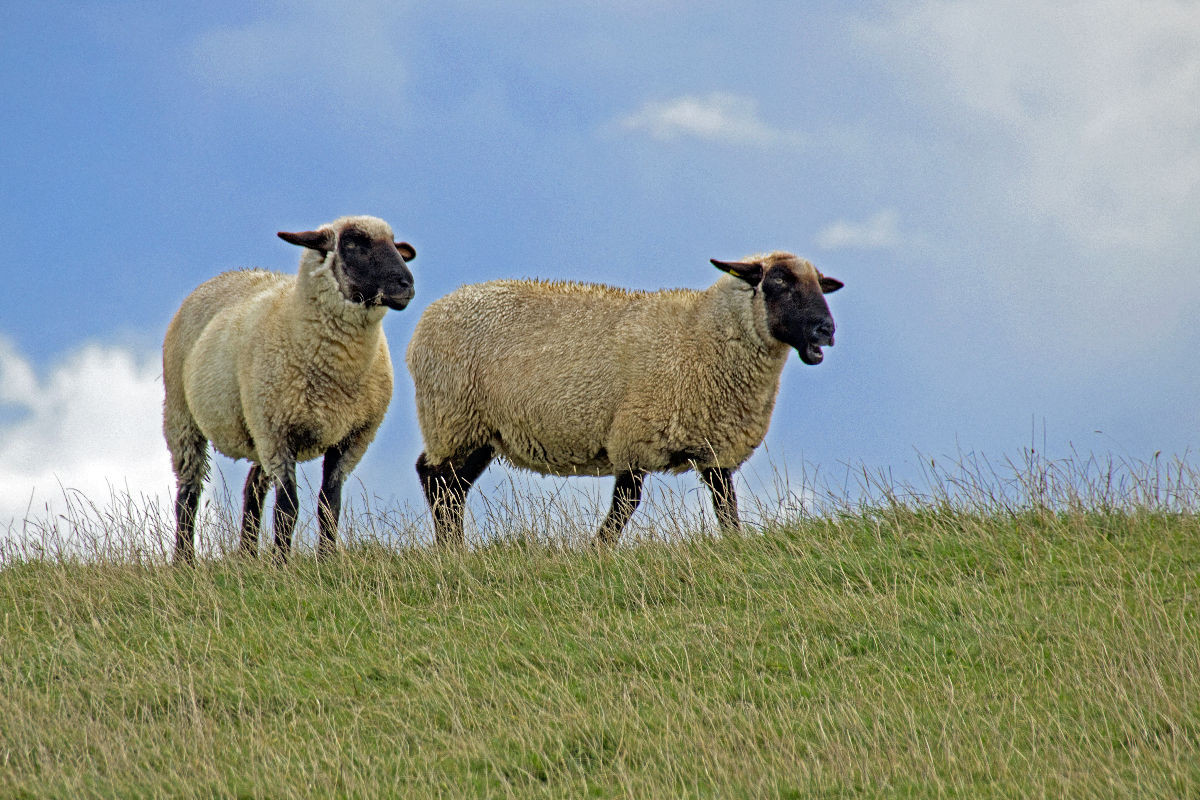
[1,454,1198,797]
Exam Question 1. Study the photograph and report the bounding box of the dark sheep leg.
[238,464,271,557]
[417,445,495,546]
[597,469,646,545]
[700,466,740,534]
[317,445,349,560]
[271,463,299,564]
[173,483,201,565]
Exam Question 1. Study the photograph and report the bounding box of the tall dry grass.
[1,452,1196,797]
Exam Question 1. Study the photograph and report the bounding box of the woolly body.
[408,275,787,476]
[406,250,841,544]
[167,267,392,472]
[163,215,413,562]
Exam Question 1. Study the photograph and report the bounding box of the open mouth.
[799,343,824,365]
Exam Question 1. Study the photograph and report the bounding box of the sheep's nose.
[814,320,835,344]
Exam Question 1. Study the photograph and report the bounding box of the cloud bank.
[858,0,1200,252]
[0,338,174,534]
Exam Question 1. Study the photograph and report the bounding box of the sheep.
[162,216,416,564]
[405,251,842,545]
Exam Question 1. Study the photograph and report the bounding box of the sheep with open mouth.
[406,250,842,545]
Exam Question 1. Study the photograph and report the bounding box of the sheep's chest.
[654,351,781,472]
[274,379,372,461]
[661,409,772,473]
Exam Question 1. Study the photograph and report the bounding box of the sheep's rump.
[164,269,292,462]
[407,279,751,476]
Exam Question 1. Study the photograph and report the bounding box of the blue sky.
[2,1,1198,540]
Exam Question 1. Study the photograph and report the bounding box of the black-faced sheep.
[163,216,416,564]
[405,251,842,545]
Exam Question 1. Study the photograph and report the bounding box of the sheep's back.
[407,279,701,474]
[168,270,292,460]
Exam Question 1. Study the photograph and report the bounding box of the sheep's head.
[712,252,842,365]
[279,216,416,311]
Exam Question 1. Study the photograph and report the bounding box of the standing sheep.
[406,251,842,545]
[163,216,415,564]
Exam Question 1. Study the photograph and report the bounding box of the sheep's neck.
[290,280,383,388]
[704,281,789,375]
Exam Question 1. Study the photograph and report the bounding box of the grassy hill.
[1,460,1198,797]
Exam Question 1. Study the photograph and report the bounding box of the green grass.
[1,460,1198,797]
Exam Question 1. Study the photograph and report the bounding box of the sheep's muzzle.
[381,288,415,311]
[799,320,835,365]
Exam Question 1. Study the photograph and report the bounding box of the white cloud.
[816,209,903,251]
[617,92,797,146]
[858,0,1200,252]
[189,0,409,115]
[0,338,175,540]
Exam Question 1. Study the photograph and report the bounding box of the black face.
[335,228,415,310]
[760,263,838,365]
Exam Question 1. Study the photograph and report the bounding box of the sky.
[2,1,1199,545]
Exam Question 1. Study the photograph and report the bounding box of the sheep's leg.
[174,483,201,565]
[167,423,209,565]
[700,467,740,534]
[416,445,494,546]
[271,462,299,564]
[238,464,271,557]
[597,469,646,545]
[317,444,349,560]
[316,426,382,559]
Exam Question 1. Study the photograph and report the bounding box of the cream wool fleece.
[406,272,791,477]
[163,215,414,564]
[164,223,394,489]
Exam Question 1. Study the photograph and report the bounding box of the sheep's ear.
[278,229,334,253]
[710,258,763,287]
[819,275,844,294]
[395,242,416,262]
